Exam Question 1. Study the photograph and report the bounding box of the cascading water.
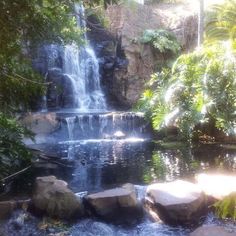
[63,4,106,111]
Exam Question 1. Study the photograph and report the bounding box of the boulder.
[0,201,17,220]
[21,112,59,135]
[145,180,206,225]
[32,176,83,219]
[85,183,143,223]
[190,225,236,236]
[21,112,59,144]
[196,174,236,201]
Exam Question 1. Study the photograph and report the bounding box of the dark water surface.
[2,141,236,198]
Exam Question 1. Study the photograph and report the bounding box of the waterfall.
[63,4,106,111]
[65,117,75,140]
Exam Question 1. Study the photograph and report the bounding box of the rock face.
[21,112,59,135]
[92,1,198,107]
[85,184,142,223]
[46,68,75,109]
[32,176,83,219]
[145,180,206,225]
[196,173,236,200]
[20,112,59,144]
[0,201,17,220]
[190,225,236,236]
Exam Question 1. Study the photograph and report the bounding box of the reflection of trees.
[143,152,166,183]
[144,145,236,184]
[143,150,194,183]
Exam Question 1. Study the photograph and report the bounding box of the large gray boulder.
[190,225,236,236]
[32,176,83,219]
[145,180,206,225]
[85,183,143,223]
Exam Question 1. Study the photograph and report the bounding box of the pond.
[1,135,236,235]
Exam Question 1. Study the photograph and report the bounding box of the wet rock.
[0,201,17,220]
[32,176,84,219]
[21,112,60,144]
[190,225,236,236]
[46,68,64,109]
[196,174,236,201]
[85,184,143,224]
[21,112,59,135]
[145,180,206,225]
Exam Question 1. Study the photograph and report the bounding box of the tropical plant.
[138,42,236,141]
[138,0,236,141]
[214,192,236,220]
[0,113,33,180]
[206,0,236,45]
[140,29,181,55]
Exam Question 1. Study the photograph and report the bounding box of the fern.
[140,29,181,55]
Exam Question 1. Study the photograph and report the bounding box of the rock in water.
[85,183,143,224]
[190,225,236,236]
[32,176,83,219]
[0,201,17,220]
[145,180,206,225]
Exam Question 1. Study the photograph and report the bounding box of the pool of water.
[2,141,236,198]
[1,141,236,235]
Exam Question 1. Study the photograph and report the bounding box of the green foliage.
[137,1,236,141]
[0,113,33,180]
[214,192,236,220]
[0,59,44,113]
[138,43,236,141]
[206,0,236,45]
[140,29,181,55]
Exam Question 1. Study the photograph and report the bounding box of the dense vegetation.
[138,0,236,142]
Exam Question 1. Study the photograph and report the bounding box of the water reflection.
[143,145,236,184]
[20,142,236,195]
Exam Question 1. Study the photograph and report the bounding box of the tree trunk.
[198,0,204,46]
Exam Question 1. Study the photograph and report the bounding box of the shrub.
[140,29,181,55]
[0,114,33,180]
[138,42,236,141]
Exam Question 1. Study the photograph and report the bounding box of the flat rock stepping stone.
[85,184,142,223]
[145,180,206,225]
